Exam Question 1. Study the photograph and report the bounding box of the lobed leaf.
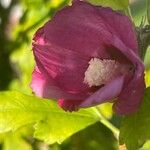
[0,91,99,144]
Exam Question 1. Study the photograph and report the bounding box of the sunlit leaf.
[0,126,34,150]
[140,140,150,150]
[145,70,150,87]
[144,47,150,69]
[120,88,150,150]
[0,91,99,144]
[97,103,113,119]
[3,132,32,150]
[86,0,129,10]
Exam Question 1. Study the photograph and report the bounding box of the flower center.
[84,58,127,87]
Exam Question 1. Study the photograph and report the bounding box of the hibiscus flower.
[31,0,145,115]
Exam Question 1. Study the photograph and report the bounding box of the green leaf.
[86,0,129,10]
[61,122,118,150]
[0,91,99,144]
[144,46,150,69]
[145,70,150,87]
[2,132,32,150]
[119,87,150,150]
[140,140,150,150]
[0,126,33,150]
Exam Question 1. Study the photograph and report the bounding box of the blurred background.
[0,0,149,150]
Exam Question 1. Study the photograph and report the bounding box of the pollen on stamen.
[84,58,126,87]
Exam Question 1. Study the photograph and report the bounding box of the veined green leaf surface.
[0,91,99,144]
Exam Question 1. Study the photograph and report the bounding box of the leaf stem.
[125,6,134,22]
[95,107,119,139]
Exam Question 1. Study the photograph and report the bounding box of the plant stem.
[125,6,134,22]
[95,107,119,139]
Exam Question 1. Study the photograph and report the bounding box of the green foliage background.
[0,0,150,150]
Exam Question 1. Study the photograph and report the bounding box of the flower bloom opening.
[31,0,145,115]
[84,58,127,87]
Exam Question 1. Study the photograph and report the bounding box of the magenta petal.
[31,67,89,100]
[96,7,139,54]
[58,99,83,112]
[105,35,145,114]
[30,67,46,97]
[113,76,145,115]
[33,43,91,93]
[43,2,114,59]
[110,37,145,114]
[57,76,124,112]
[79,76,124,108]
[44,1,138,55]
